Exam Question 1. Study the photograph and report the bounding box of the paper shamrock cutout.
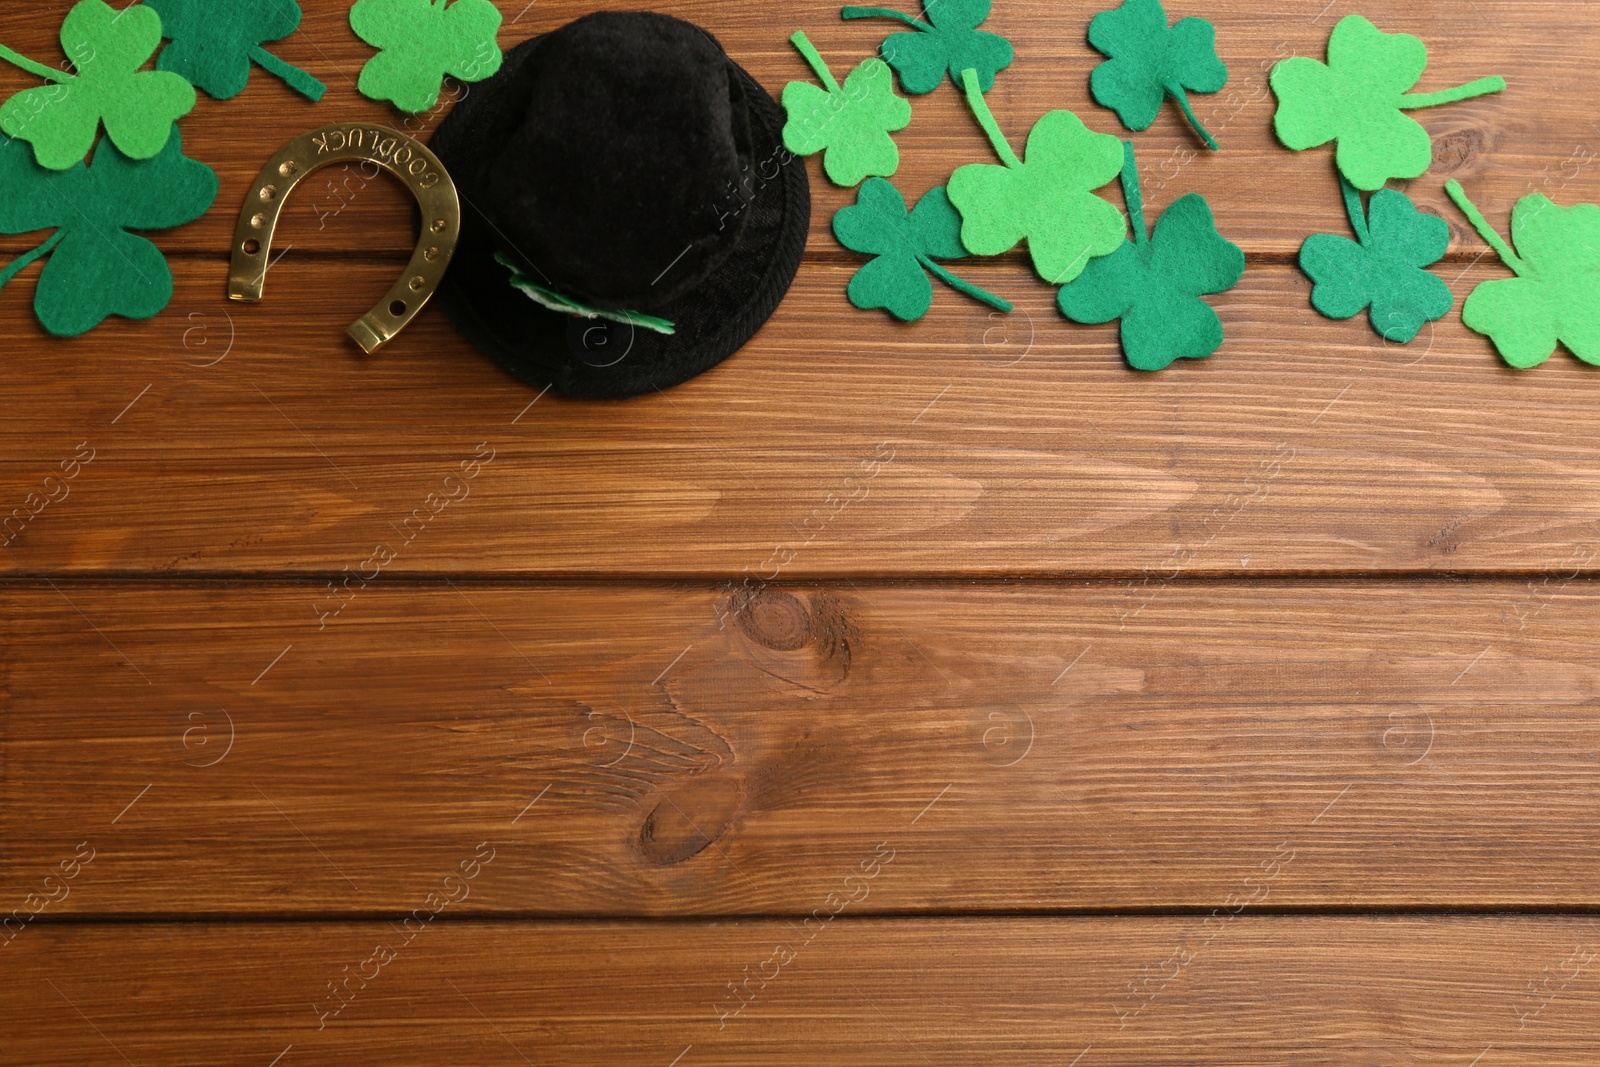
[1445,180,1600,369]
[946,68,1125,285]
[782,31,912,187]
[1270,14,1505,192]
[0,0,196,171]
[0,131,218,337]
[496,253,677,336]
[1300,178,1452,344]
[833,178,1013,321]
[1057,142,1243,371]
[840,0,1014,95]
[1088,0,1227,150]
[350,0,503,113]
[146,0,326,102]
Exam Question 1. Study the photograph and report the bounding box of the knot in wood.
[1431,128,1484,175]
[637,775,742,866]
[734,589,811,651]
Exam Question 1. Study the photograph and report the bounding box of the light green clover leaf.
[782,31,912,187]
[1446,180,1600,369]
[0,130,218,337]
[1270,14,1505,191]
[351,0,504,114]
[1056,141,1243,371]
[832,177,1012,321]
[0,0,197,171]
[946,67,1126,285]
[840,0,1014,95]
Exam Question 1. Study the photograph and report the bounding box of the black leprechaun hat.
[430,11,811,399]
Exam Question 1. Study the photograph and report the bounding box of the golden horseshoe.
[228,122,461,353]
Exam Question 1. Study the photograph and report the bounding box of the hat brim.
[430,34,810,400]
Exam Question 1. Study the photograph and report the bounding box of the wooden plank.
[5,917,1599,1064]
[2,258,1599,575]
[2,4,1598,1060]
[7,580,1600,917]
[1,1,1596,256]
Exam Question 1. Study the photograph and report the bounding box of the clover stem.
[1399,76,1507,110]
[1339,176,1369,245]
[920,256,1014,313]
[790,32,841,93]
[0,44,70,84]
[1167,85,1218,151]
[840,7,935,31]
[1444,179,1527,278]
[0,230,65,294]
[251,46,327,103]
[960,67,1022,168]
[1119,140,1147,245]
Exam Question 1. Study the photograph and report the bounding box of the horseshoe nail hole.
[258,185,278,202]
[250,213,266,229]
[242,238,261,255]
[278,160,299,178]
[407,275,425,291]
[423,246,440,262]
[389,299,408,317]
[431,219,447,234]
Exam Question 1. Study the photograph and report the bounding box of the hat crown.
[480,12,749,308]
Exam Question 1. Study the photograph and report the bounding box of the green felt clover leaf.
[1299,178,1452,344]
[832,177,1013,321]
[841,0,1014,95]
[350,0,503,113]
[782,31,912,187]
[1057,142,1243,371]
[1446,180,1600,370]
[0,0,197,171]
[946,67,1126,285]
[0,130,218,337]
[1088,0,1227,150]
[146,0,326,102]
[1270,14,1505,192]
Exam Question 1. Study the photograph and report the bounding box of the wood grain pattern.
[5,917,1599,1065]
[2,258,1599,575]
[1,1,1597,257]
[5,580,1600,916]
[5,0,1600,1060]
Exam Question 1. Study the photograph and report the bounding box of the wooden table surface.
[5,1,1600,1063]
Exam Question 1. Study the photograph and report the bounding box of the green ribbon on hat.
[496,252,677,335]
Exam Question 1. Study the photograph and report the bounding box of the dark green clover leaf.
[841,0,1013,95]
[146,0,326,102]
[0,130,218,337]
[1300,178,1451,344]
[782,31,911,187]
[1447,180,1600,369]
[1271,15,1505,191]
[1057,141,1243,371]
[946,68,1126,285]
[0,0,196,171]
[833,177,1012,321]
[1088,0,1227,150]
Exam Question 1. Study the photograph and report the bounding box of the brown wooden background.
[5,1,1600,1063]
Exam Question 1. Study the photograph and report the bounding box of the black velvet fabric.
[431,11,811,399]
